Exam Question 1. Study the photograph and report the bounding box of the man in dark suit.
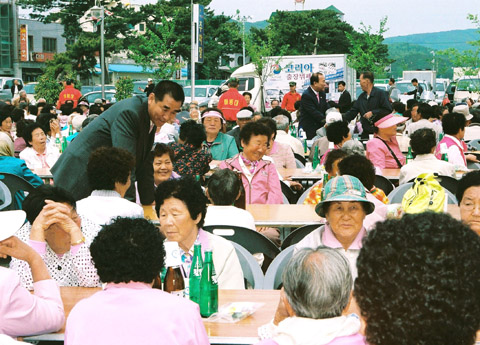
[51,80,184,205]
[299,72,329,139]
[343,71,392,139]
[337,81,352,113]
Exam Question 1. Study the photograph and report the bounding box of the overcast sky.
[206,0,478,37]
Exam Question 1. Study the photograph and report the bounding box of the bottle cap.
[164,241,183,267]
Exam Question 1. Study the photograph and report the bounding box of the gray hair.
[273,115,289,131]
[341,139,365,156]
[283,246,352,319]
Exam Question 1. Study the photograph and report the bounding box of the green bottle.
[438,133,444,142]
[406,147,413,164]
[55,134,62,153]
[442,152,449,162]
[321,173,329,200]
[199,250,218,317]
[303,138,307,154]
[189,242,203,305]
[68,124,73,136]
[312,146,320,170]
[61,136,67,152]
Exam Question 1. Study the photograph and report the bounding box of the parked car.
[81,90,116,105]
[435,80,449,104]
[454,77,480,103]
[183,85,218,105]
[92,84,116,92]
[81,86,94,95]
[396,80,435,104]
[443,81,456,104]
[0,77,24,101]
[23,82,38,104]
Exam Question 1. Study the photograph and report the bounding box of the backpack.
[401,173,445,214]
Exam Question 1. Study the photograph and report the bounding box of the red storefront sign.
[31,52,55,62]
[20,24,28,62]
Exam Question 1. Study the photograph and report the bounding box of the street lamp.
[90,5,105,99]
[240,15,252,66]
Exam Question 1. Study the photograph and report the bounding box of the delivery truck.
[221,54,356,113]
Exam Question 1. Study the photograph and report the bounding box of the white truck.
[226,54,356,113]
[397,70,436,104]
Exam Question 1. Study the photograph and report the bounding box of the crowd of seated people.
[2,77,480,345]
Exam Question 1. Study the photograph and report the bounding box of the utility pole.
[190,0,195,101]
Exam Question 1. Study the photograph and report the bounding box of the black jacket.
[338,90,352,113]
[299,86,328,139]
[343,87,392,138]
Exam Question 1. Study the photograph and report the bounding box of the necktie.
[316,93,320,103]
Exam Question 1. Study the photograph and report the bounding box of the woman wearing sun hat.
[0,210,64,337]
[366,113,408,169]
[294,175,375,279]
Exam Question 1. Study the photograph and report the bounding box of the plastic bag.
[205,302,264,323]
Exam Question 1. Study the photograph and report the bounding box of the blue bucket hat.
[315,175,375,217]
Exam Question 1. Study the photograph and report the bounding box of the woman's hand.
[0,236,36,263]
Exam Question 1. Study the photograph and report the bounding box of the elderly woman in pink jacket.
[220,121,283,204]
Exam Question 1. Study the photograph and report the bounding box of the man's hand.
[363,111,373,120]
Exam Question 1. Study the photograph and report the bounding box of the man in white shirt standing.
[400,128,456,184]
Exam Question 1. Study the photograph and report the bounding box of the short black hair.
[389,77,395,83]
[310,72,324,85]
[153,143,174,161]
[411,78,418,83]
[442,112,466,136]
[207,169,241,205]
[324,149,348,174]
[153,80,185,104]
[355,212,480,345]
[326,121,349,145]
[28,104,38,115]
[239,121,271,146]
[456,170,480,206]
[417,103,433,120]
[256,117,276,139]
[0,105,13,124]
[22,185,76,224]
[410,128,436,155]
[338,81,346,87]
[179,120,206,149]
[66,79,73,85]
[338,154,376,190]
[90,217,165,284]
[89,104,102,115]
[11,108,24,122]
[360,72,374,83]
[36,113,57,136]
[87,147,135,191]
[23,122,44,147]
[60,103,73,116]
[15,119,33,138]
[242,91,252,98]
[406,99,418,110]
[392,101,405,114]
[155,176,207,228]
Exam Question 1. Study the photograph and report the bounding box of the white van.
[454,76,480,103]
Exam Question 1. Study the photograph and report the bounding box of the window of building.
[28,35,34,52]
[139,23,145,32]
[42,37,57,53]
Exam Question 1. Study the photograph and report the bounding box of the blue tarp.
[94,64,154,74]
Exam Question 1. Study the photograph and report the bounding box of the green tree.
[267,10,354,55]
[35,74,63,104]
[438,14,480,77]
[128,9,181,80]
[346,17,393,77]
[115,77,134,101]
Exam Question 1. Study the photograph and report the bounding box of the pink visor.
[374,114,407,128]
[201,110,225,123]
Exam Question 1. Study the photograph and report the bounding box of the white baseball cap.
[0,210,26,242]
[453,104,473,121]
[326,111,343,124]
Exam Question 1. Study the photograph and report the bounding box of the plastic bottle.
[199,250,218,317]
[440,143,449,162]
[68,124,73,136]
[163,241,185,298]
[189,242,203,305]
